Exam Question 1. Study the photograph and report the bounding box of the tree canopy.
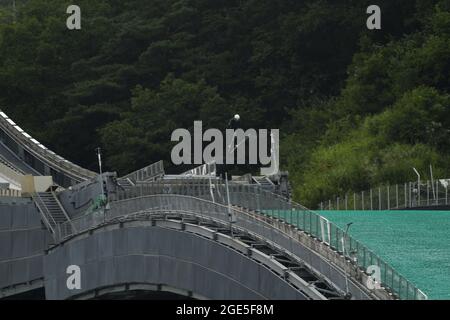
[0,0,449,208]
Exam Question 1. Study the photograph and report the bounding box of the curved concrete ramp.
[0,110,96,187]
[44,221,312,300]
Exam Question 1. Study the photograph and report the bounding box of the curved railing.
[60,186,427,300]
[228,187,428,301]
[0,110,96,183]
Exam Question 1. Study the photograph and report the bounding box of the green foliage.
[366,87,450,150]
[99,75,229,174]
[298,137,448,208]
[286,2,450,207]
[0,1,449,208]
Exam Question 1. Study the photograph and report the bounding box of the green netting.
[320,210,450,300]
[262,209,449,299]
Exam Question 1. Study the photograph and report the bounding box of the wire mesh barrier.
[57,181,428,300]
[319,179,450,210]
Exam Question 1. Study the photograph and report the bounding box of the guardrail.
[32,192,56,234]
[59,187,427,300]
[0,189,21,197]
[121,160,164,183]
[319,178,450,210]
[0,110,96,182]
[182,162,216,176]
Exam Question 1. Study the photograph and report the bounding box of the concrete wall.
[58,173,117,219]
[44,224,307,300]
[0,200,51,295]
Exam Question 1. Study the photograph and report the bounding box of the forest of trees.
[0,0,449,207]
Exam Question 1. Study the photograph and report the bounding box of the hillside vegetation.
[0,0,449,207]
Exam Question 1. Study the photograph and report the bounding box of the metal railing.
[182,162,217,176]
[0,188,21,197]
[320,179,450,210]
[59,183,427,300]
[32,192,57,234]
[121,160,165,183]
[113,179,306,212]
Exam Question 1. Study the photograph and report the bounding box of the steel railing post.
[409,182,412,208]
[396,184,399,209]
[436,180,439,205]
[378,187,381,211]
[387,185,390,210]
[362,191,364,210]
[370,188,373,210]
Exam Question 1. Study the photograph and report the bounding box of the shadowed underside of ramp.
[44,218,331,300]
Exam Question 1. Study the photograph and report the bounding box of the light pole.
[343,222,353,299]
[226,114,241,155]
[96,147,106,205]
[224,115,240,236]
[227,114,240,128]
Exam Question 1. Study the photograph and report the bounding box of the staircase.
[33,192,73,236]
[253,176,275,190]
[117,178,134,189]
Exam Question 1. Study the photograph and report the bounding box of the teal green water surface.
[319,210,450,300]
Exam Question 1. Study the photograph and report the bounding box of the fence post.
[378,187,382,211]
[337,197,340,211]
[436,180,439,205]
[370,188,373,210]
[404,182,408,209]
[387,185,390,210]
[345,194,348,211]
[427,181,430,206]
[409,182,412,208]
[354,193,356,211]
[396,184,399,209]
[329,199,332,210]
[446,184,448,205]
[362,191,364,210]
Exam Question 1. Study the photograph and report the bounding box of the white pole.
[96,148,105,203]
[225,172,234,236]
[413,168,421,206]
[343,222,353,298]
[430,164,436,201]
[209,174,215,203]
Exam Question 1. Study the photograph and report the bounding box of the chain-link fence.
[319,179,450,210]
